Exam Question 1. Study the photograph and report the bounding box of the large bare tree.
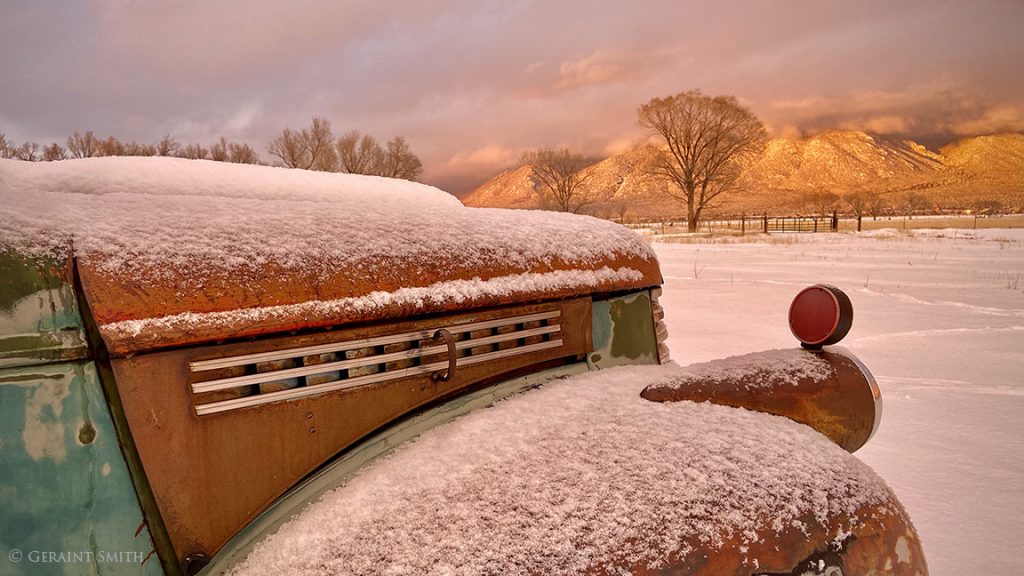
[66,131,100,158]
[336,131,422,181]
[638,90,768,232]
[42,142,67,161]
[180,143,209,160]
[227,142,260,164]
[14,142,41,161]
[520,146,595,213]
[379,136,422,181]
[336,131,384,174]
[267,128,309,168]
[268,116,336,171]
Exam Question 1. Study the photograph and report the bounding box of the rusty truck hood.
[1,157,661,355]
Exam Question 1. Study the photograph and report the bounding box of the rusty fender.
[641,347,881,453]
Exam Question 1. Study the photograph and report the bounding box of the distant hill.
[463,132,1024,219]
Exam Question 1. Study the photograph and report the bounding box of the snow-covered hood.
[0,158,661,355]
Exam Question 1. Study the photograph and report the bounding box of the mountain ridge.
[463,131,1024,218]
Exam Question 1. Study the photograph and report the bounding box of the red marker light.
[789,284,853,349]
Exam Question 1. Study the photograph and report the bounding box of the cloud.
[764,86,1024,146]
[225,102,265,135]
[556,51,644,90]
[444,145,519,170]
[603,136,650,156]
[952,105,1024,136]
[426,145,523,197]
[840,115,914,135]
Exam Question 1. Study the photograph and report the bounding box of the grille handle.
[432,328,456,382]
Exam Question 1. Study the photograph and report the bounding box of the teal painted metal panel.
[588,290,659,369]
[0,361,163,575]
[0,249,88,369]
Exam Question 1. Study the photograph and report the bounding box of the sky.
[2,1,1022,194]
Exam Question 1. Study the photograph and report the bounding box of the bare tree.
[520,146,595,213]
[843,191,872,232]
[336,131,384,174]
[156,134,181,157]
[43,142,67,161]
[66,131,100,158]
[904,192,931,217]
[335,131,422,181]
[803,190,839,216]
[228,142,259,164]
[14,142,41,161]
[638,90,768,232]
[210,137,230,162]
[307,117,337,171]
[180,143,209,160]
[98,136,126,157]
[973,199,1002,215]
[0,133,14,159]
[379,136,423,181]
[268,116,336,170]
[867,194,886,220]
[127,141,157,156]
[268,128,309,168]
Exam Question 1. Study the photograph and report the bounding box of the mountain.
[463,132,1024,218]
[460,165,539,209]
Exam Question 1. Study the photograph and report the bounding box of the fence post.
[763,213,768,234]
[831,211,838,232]
[741,214,746,236]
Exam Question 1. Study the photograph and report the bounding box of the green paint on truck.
[0,361,163,576]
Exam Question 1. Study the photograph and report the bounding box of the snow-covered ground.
[653,228,1024,576]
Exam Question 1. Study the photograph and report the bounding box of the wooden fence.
[627,213,839,235]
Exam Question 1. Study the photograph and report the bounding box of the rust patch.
[77,421,96,445]
[598,500,927,575]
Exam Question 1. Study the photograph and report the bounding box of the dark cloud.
[2,0,1021,193]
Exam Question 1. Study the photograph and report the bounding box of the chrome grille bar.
[189,310,561,372]
[191,324,561,394]
[195,339,563,416]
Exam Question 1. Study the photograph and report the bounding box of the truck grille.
[189,310,563,415]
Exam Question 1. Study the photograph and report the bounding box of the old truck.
[0,157,925,575]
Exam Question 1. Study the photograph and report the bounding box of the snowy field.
[653,228,1024,576]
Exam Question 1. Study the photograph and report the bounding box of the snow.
[229,366,897,576]
[103,266,644,340]
[0,157,653,277]
[642,348,835,393]
[652,228,1024,576]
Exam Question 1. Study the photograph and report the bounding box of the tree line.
[0,116,422,181]
[266,116,422,180]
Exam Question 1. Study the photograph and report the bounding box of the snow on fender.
[641,347,882,452]
[226,366,927,576]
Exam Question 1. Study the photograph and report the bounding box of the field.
[652,228,1024,576]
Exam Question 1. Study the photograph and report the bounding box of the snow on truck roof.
[0,157,660,354]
